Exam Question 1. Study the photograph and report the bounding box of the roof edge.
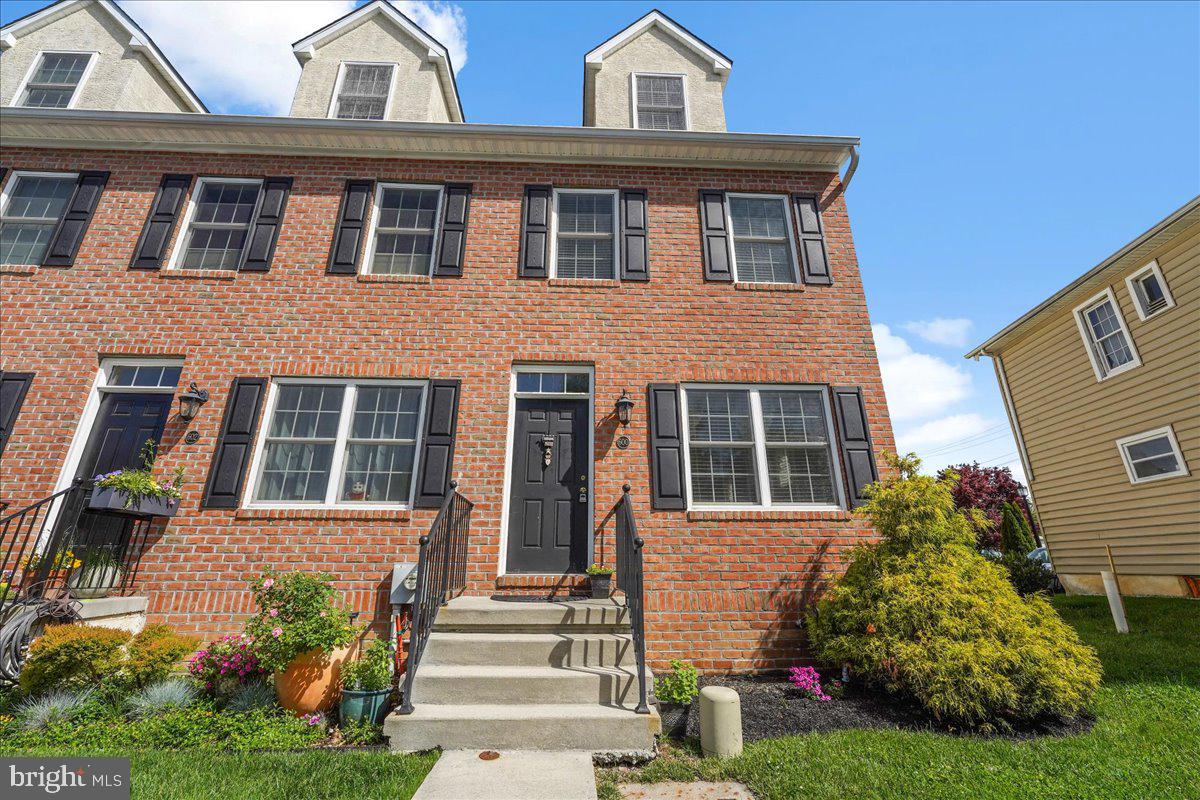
[585,9,732,74]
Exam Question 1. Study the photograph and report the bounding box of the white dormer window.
[14,52,95,109]
[1125,260,1175,321]
[633,73,688,130]
[330,63,395,120]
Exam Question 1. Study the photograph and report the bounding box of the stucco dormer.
[584,10,731,131]
[289,0,464,124]
[0,0,204,113]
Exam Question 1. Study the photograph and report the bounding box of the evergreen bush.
[998,502,1037,555]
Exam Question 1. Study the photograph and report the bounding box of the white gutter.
[992,353,1050,553]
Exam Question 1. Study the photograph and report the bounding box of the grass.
[599,595,1200,800]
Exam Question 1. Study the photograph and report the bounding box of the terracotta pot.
[275,645,355,715]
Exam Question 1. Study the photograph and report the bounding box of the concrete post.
[699,686,742,759]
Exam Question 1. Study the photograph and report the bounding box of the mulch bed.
[670,675,1093,742]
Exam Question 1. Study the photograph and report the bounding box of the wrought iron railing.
[615,484,650,714]
[398,481,473,715]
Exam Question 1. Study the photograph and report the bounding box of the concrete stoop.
[387,596,660,754]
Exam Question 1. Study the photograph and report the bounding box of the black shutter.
[620,189,650,281]
[832,386,878,508]
[434,183,471,277]
[517,184,551,278]
[130,174,192,270]
[647,383,687,510]
[239,177,292,272]
[698,190,732,282]
[327,179,374,274]
[793,194,832,285]
[41,171,109,267]
[0,372,34,459]
[413,380,462,508]
[201,378,268,509]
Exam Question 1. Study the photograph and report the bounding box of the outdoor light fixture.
[615,390,635,426]
[177,382,209,421]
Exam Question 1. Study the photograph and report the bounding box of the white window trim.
[679,383,846,512]
[327,61,398,121]
[9,50,98,110]
[242,377,429,510]
[497,364,595,577]
[1073,287,1141,382]
[361,182,445,276]
[0,170,79,265]
[1124,259,1176,321]
[548,188,621,280]
[724,192,802,285]
[164,176,263,271]
[1115,425,1189,485]
[630,71,690,131]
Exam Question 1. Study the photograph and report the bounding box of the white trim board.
[164,176,263,271]
[361,182,445,276]
[586,10,732,75]
[8,50,98,110]
[1072,287,1142,382]
[548,188,620,281]
[724,192,802,285]
[1115,425,1190,485]
[326,61,399,121]
[629,72,691,131]
[1124,259,1176,321]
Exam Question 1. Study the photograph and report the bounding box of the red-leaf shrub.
[937,462,1033,549]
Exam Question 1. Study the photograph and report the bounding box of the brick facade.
[0,146,893,673]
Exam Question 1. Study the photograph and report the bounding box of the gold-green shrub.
[19,624,131,696]
[807,454,1101,728]
[122,625,198,690]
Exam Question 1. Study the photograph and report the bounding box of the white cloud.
[872,324,972,422]
[121,1,468,116]
[902,317,974,348]
[895,413,994,452]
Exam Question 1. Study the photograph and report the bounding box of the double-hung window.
[727,194,800,284]
[1074,288,1140,380]
[552,189,618,279]
[171,178,263,270]
[1125,260,1175,321]
[365,184,443,275]
[682,385,842,509]
[331,63,394,120]
[249,380,426,507]
[633,74,687,130]
[0,172,76,265]
[1115,426,1189,484]
[15,52,94,108]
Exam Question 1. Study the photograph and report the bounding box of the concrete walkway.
[412,750,597,800]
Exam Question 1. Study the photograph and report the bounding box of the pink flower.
[272,627,283,637]
[319,611,326,617]
[262,578,274,589]
[269,608,279,617]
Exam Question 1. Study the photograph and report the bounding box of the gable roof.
[291,0,464,123]
[0,0,207,113]
[585,9,732,74]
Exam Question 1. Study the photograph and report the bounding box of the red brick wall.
[0,146,893,673]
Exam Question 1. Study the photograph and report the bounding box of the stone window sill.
[0,265,38,276]
[548,278,621,289]
[686,509,853,522]
[734,282,804,292]
[235,507,413,522]
[158,269,237,280]
[357,273,432,285]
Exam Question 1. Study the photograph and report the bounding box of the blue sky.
[5,1,1198,481]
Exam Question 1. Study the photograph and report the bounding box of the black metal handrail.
[398,481,473,715]
[615,484,650,714]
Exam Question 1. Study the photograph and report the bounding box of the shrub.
[190,634,268,697]
[122,625,198,690]
[338,718,384,746]
[243,570,355,673]
[125,678,197,720]
[994,551,1057,597]
[808,453,1102,729]
[341,638,392,692]
[998,502,1037,556]
[937,462,1030,549]
[19,625,131,696]
[14,688,96,731]
[654,660,698,705]
[225,681,276,713]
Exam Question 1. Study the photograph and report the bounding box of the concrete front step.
[385,702,661,753]
[411,664,654,707]
[434,596,629,632]
[423,631,637,668]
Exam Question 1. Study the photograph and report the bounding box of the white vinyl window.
[330,62,395,120]
[14,52,95,109]
[681,384,843,509]
[633,73,688,130]
[726,194,800,284]
[1074,288,1141,381]
[1115,426,1189,484]
[0,171,76,265]
[1125,260,1175,321]
[247,379,427,508]
[364,183,443,275]
[169,177,263,270]
[551,189,619,280]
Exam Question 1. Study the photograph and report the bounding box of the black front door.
[507,398,590,574]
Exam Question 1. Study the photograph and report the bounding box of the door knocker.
[539,435,555,467]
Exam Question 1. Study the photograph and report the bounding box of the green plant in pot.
[654,659,698,739]
[586,563,614,599]
[66,548,124,599]
[340,637,393,725]
[91,441,184,518]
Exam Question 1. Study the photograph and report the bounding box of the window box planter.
[340,688,391,725]
[88,487,180,518]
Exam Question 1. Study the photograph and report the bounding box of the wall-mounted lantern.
[615,390,635,427]
[177,382,209,421]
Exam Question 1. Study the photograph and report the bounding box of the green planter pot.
[340,688,391,725]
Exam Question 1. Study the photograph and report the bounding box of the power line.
[920,430,1013,457]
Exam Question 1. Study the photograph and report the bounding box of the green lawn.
[600,595,1200,800]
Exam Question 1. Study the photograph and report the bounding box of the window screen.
[0,174,75,265]
[179,180,261,270]
[370,186,441,274]
[555,191,616,279]
[335,64,394,120]
[635,75,686,131]
[728,195,797,283]
[19,53,91,108]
